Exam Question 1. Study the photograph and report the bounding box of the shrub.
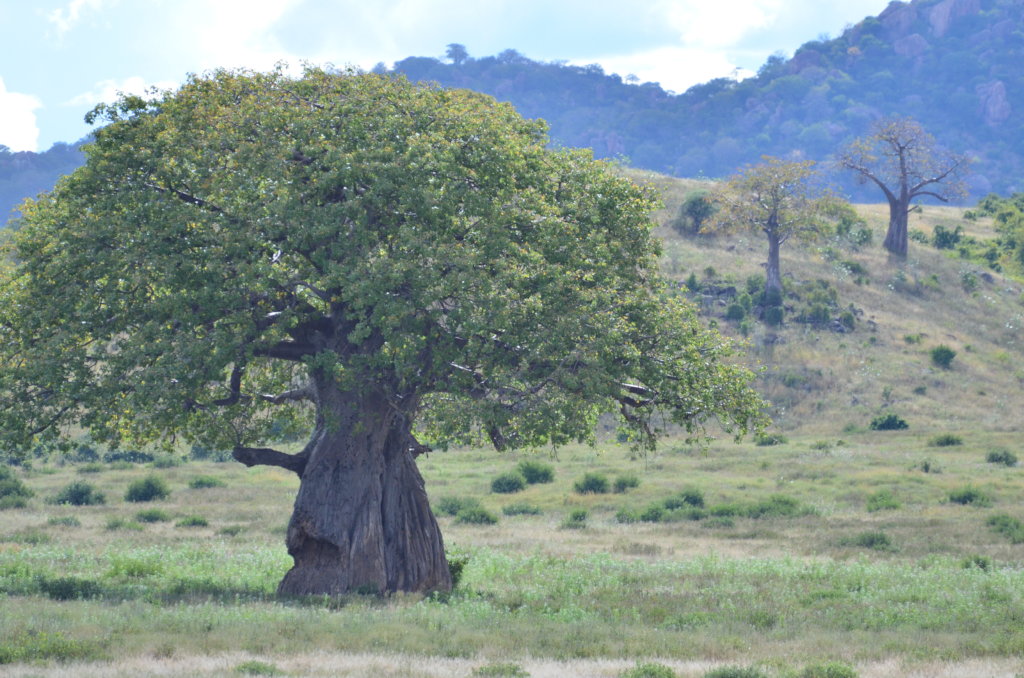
[446,552,470,588]
[502,502,542,516]
[615,508,639,523]
[103,450,153,464]
[135,508,171,523]
[746,494,803,519]
[928,433,963,447]
[869,413,908,431]
[435,496,481,516]
[456,506,498,525]
[622,662,677,678]
[47,516,81,527]
[763,306,783,326]
[574,472,609,494]
[948,486,992,507]
[704,667,769,678]
[516,460,554,484]
[839,531,894,551]
[798,662,859,678]
[0,466,33,509]
[105,517,144,531]
[755,433,787,446]
[472,662,530,677]
[987,514,1024,543]
[77,462,104,474]
[613,474,640,493]
[189,444,232,462]
[491,472,527,494]
[38,575,102,601]
[639,505,666,522]
[866,490,900,512]
[234,660,285,676]
[188,475,226,489]
[665,488,704,509]
[986,448,1018,466]
[725,303,746,321]
[218,525,246,536]
[961,554,994,571]
[124,475,170,502]
[930,345,957,369]
[561,509,588,529]
[50,481,105,506]
[176,515,209,527]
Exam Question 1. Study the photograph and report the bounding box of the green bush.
[725,303,746,321]
[987,514,1024,543]
[188,475,226,489]
[0,466,33,509]
[665,488,704,509]
[704,667,769,678]
[135,508,171,523]
[839,531,894,551]
[869,413,908,431]
[639,505,666,522]
[961,554,994,571]
[105,517,144,531]
[622,662,677,678]
[502,502,542,516]
[124,475,170,502]
[218,525,246,537]
[47,516,81,527]
[176,515,209,527]
[986,448,1018,466]
[930,344,957,369]
[234,660,285,676]
[49,481,105,506]
[574,472,610,494]
[763,306,784,326]
[613,474,640,493]
[38,575,102,601]
[866,490,900,512]
[516,460,554,484]
[456,506,498,525]
[745,494,803,519]
[561,509,588,529]
[472,662,530,677]
[435,496,482,516]
[755,433,787,446]
[491,472,527,494]
[77,462,104,474]
[948,486,992,507]
[928,433,963,447]
[615,507,639,523]
[798,661,858,678]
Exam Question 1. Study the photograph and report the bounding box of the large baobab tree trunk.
[883,197,910,257]
[275,372,451,596]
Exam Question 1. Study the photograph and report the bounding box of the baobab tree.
[710,157,833,310]
[838,117,969,257]
[0,67,765,596]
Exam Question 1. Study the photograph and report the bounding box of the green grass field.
[2,429,1023,677]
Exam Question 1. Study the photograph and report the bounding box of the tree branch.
[259,384,314,405]
[232,445,308,475]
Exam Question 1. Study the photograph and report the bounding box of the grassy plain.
[2,430,1024,677]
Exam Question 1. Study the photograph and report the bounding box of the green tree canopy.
[0,67,764,595]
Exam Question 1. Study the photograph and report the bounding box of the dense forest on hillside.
[2,0,1023,224]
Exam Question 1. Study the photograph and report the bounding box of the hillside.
[391,0,1024,196]
[637,169,1024,437]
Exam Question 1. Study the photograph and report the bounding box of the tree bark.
[883,198,909,257]
[276,370,451,596]
[765,231,783,301]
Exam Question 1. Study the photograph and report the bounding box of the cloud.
[576,46,752,94]
[48,0,108,37]
[182,0,306,72]
[0,77,43,152]
[656,0,785,48]
[65,76,178,109]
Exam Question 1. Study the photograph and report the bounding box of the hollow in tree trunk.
[275,372,451,596]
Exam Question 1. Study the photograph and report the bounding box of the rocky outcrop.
[929,0,981,37]
[894,34,930,58]
[976,80,1011,127]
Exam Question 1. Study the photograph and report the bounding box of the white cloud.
[48,0,107,37]
[0,77,43,152]
[65,76,178,109]
[183,0,305,73]
[656,0,785,48]
[579,46,752,94]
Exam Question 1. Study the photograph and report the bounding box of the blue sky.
[1,0,891,153]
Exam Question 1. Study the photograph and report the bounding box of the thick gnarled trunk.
[276,372,450,596]
[883,197,910,257]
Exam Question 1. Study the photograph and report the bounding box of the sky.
[1,0,893,153]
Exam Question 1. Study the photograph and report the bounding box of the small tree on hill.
[0,67,765,597]
[838,117,969,258]
[672,189,716,235]
[709,157,834,309]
